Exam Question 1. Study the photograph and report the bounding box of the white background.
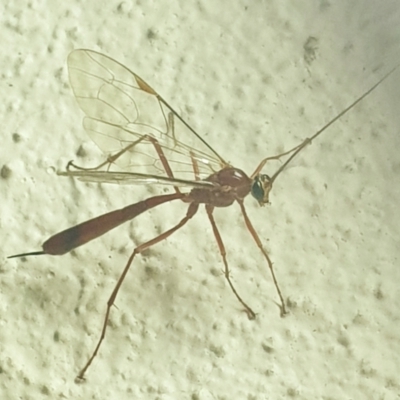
[1,0,400,399]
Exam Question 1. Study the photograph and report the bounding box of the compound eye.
[251,176,265,202]
[251,174,272,205]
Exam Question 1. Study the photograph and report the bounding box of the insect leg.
[237,200,287,316]
[67,133,182,194]
[146,134,181,193]
[76,201,199,381]
[250,141,308,178]
[189,149,202,181]
[205,204,256,320]
[67,135,151,171]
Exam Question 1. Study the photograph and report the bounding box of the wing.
[67,49,228,183]
[57,170,215,188]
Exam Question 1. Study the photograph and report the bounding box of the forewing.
[67,49,227,182]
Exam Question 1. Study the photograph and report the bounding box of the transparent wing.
[57,170,215,188]
[67,49,228,183]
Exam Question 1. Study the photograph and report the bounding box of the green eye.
[251,176,265,202]
[251,174,272,205]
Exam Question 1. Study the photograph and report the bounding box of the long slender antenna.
[270,64,400,183]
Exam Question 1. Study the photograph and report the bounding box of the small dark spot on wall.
[12,133,22,143]
[41,385,50,395]
[319,0,331,11]
[261,342,274,353]
[76,144,87,158]
[374,285,384,300]
[1,165,12,179]
[147,28,157,41]
[303,36,319,65]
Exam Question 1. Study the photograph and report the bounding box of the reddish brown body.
[187,167,252,207]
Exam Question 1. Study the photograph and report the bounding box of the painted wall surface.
[1,1,400,399]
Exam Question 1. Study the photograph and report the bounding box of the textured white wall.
[1,0,400,399]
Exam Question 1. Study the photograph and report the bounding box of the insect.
[9,49,398,380]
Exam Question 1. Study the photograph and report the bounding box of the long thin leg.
[68,131,182,194]
[68,135,149,171]
[205,204,256,320]
[190,150,201,181]
[237,200,287,316]
[76,201,199,381]
[250,141,307,178]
